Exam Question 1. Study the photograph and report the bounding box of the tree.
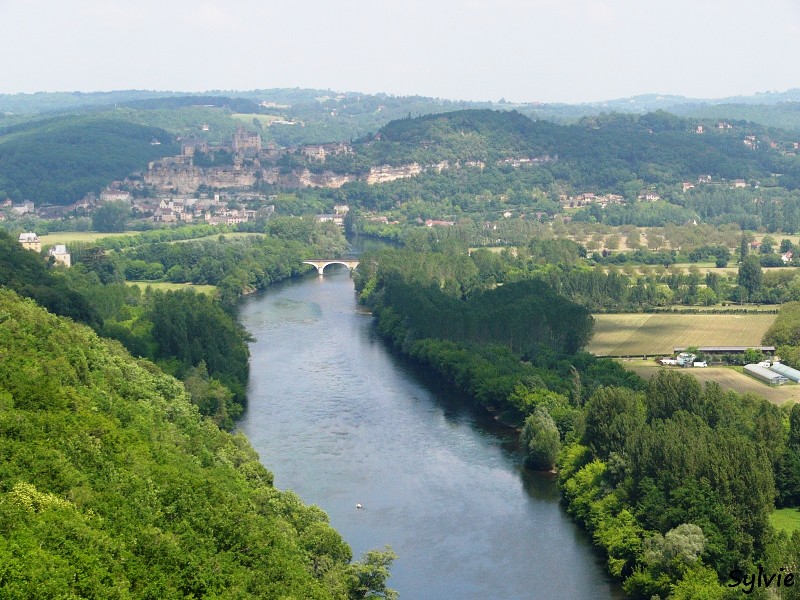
[92,201,130,232]
[743,348,764,364]
[78,246,121,284]
[347,547,398,600]
[520,406,561,470]
[737,255,763,301]
[790,403,800,447]
[705,272,719,293]
[583,387,646,458]
[714,248,729,268]
[782,239,795,254]
[669,566,725,600]
[344,209,358,236]
[183,361,238,429]
[739,233,749,263]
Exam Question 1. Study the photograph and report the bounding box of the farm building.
[744,363,789,385]
[674,346,776,356]
[769,363,800,383]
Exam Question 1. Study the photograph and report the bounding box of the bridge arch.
[302,259,360,275]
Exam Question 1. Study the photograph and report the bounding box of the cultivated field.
[39,231,138,245]
[588,313,778,356]
[622,359,800,405]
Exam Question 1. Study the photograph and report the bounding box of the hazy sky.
[1,0,798,103]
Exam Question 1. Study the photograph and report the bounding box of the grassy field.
[170,232,265,244]
[232,113,282,127]
[125,281,217,295]
[622,359,800,405]
[755,233,800,247]
[588,312,778,356]
[770,508,800,533]
[39,231,138,245]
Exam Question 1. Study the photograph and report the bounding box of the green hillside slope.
[0,116,177,205]
[0,289,391,598]
[364,109,800,188]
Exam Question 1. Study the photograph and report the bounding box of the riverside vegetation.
[354,246,800,599]
[0,224,398,597]
[0,289,396,598]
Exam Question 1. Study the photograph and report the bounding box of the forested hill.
[0,115,177,205]
[0,289,393,597]
[361,109,800,190]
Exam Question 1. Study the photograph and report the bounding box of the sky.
[1,0,798,104]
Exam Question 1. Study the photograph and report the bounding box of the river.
[238,267,622,600]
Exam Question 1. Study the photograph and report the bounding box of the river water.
[238,267,622,600]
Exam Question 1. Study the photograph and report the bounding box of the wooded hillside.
[0,289,393,598]
[0,115,176,205]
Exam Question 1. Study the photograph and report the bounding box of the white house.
[47,244,71,267]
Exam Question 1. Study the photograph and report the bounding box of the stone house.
[18,232,41,252]
[47,244,71,267]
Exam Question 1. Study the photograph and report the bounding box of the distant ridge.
[3,87,800,115]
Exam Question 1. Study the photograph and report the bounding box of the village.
[0,117,788,234]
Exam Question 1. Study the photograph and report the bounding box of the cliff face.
[366,163,423,184]
[143,155,501,193]
[144,160,422,192]
[144,163,258,193]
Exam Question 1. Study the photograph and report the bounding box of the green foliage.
[561,458,608,525]
[668,565,726,600]
[559,368,788,594]
[110,220,345,307]
[520,407,561,470]
[91,201,131,232]
[0,289,393,598]
[738,254,764,300]
[355,246,642,429]
[509,385,577,437]
[358,248,593,358]
[0,115,177,204]
[0,231,100,326]
[764,301,800,347]
[148,290,251,403]
[583,387,646,458]
[593,509,645,578]
[183,361,240,430]
[346,547,398,600]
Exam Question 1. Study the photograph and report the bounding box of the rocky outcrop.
[366,163,423,184]
[144,153,544,194]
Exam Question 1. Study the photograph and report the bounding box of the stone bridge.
[302,259,360,275]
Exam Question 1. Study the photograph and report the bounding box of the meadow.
[770,508,800,533]
[588,312,778,356]
[170,232,265,243]
[39,231,138,245]
[125,281,217,295]
[231,113,282,127]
